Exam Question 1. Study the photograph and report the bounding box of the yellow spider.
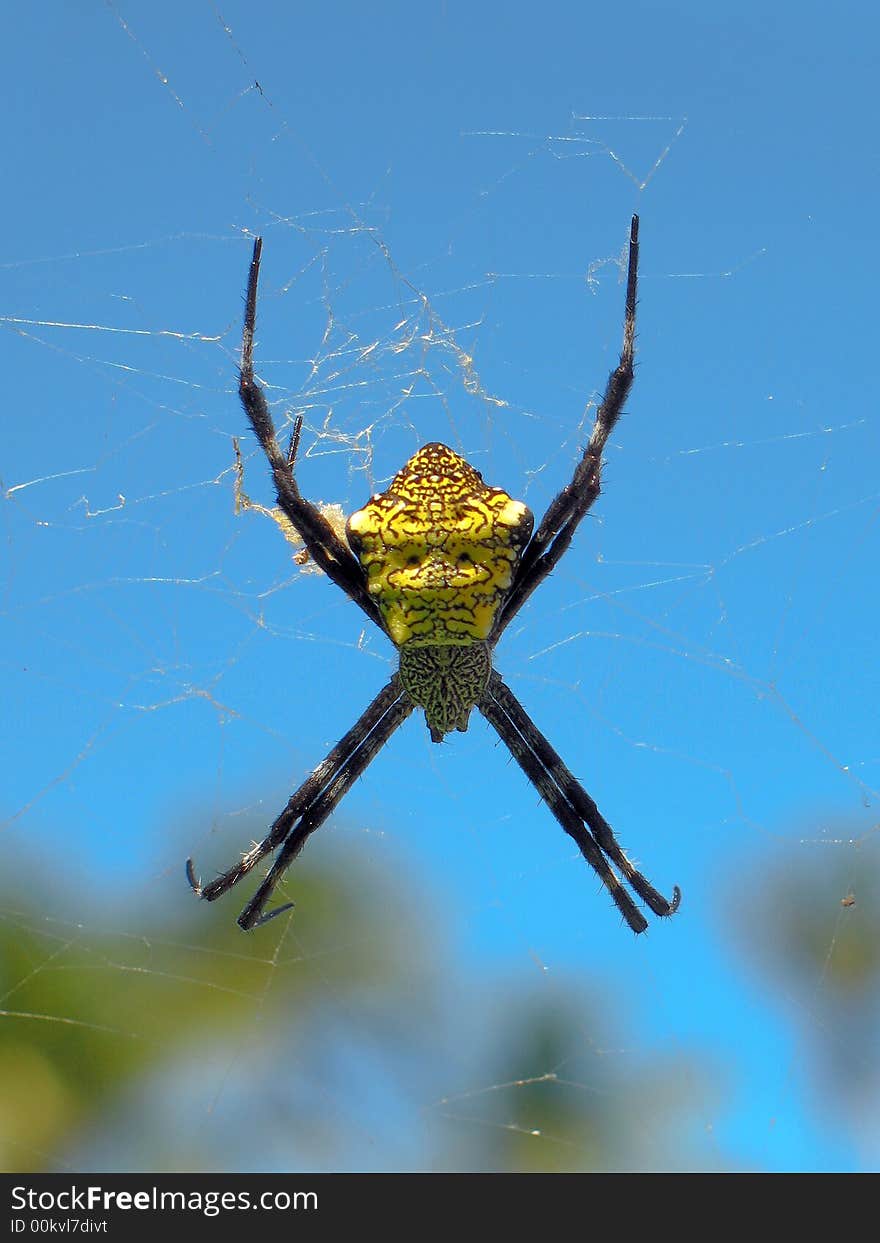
[187,217,680,934]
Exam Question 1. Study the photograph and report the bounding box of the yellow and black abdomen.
[346,443,534,741]
[346,443,534,648]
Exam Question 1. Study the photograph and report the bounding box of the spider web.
[2,1,878,1173]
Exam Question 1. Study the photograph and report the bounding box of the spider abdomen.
[347,443,534,647]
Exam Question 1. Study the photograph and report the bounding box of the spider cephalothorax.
[187,218,681,935]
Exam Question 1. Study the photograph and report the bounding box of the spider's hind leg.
[186,675,414,929]
[479,671,680,933]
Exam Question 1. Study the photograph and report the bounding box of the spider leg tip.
[184,858,202,896]
[238,900,296,932]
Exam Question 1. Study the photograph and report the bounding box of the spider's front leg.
[236,237,385,630]
[494,215,640,641]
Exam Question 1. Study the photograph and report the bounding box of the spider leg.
[493,216,640,640]
[487,672,680,919]
[238,238,385,632]
[187,674,413,929]
[186,675,404,898]
[479,672,679,933]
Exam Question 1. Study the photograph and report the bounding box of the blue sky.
[3,1,879,1171]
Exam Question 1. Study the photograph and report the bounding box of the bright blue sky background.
[3,1,879,1172]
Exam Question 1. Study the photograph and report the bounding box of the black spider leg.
[479,671,680,933]
[485,672,680,920]
[186,675,413,929]
[238,237,386,633]
[493,215,640,642]
[236,687,414,930]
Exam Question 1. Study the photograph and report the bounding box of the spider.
[186,215,681,934]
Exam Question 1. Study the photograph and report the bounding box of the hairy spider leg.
[493,215,640,640]
[187,677,412,926]
[480,688,643,933]
[238,238,384,630]
[483,672,680,927]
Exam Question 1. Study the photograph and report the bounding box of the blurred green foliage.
[0,856,410,1169]
[0,822,713,1173]
[732,833,880,1106]
[3,819,877,1172]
